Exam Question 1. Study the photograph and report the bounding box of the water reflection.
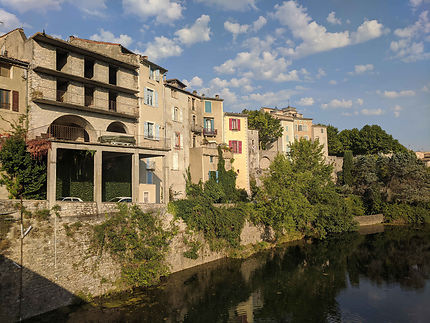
[30,226,430,323]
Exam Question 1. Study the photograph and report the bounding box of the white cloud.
[224,21,249,40]
[252,16,267,31]
[175,15,211,45]
[356,98,364,106]
[123,0,183,24]
[392,105,403,117]
[361,108,384,116]
[410,0,430,7]
[273,1,385,58]
[422,83,430,92]
[143,36,183,61]
[243,89,298,107]
[327,11,341,25]
[316,68,326,79]
[90,29,133,47]
[193,0,257,11]
[352,64,374,74]
[214,50,298,82]
[329,80,337,85]
[321,99,353,109]
[390,11,430,62]
[210,77,254,92]
[379,90,416,98]
[0,9,25,32]
[297,97,314,106]
[70,0,107,16]
[183,76,203,88]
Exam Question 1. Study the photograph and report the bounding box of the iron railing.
[203,128,217,136]
[48,124,86,141]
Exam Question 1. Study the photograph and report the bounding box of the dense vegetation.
[0,119,46,199]
[341,152,430,223]
[327,124,407,156]
[251,139,357,239]
[92,204,175,287]
[242,109,283,150]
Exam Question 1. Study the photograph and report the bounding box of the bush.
[383,203,429,224]
[345,195,365,217]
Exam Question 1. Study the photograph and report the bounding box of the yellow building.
[223,112,250,193]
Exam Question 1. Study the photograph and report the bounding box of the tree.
[242,109,283,150]
[326,125,343,156]
[0,116,46,199]
[342,150,353,186]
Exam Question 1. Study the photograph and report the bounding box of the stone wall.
[355,214,384,226]
[0,203,270,321]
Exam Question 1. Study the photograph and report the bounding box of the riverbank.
[0,202,385,322]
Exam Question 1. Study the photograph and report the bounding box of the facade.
[224,113,250,193]
[259,106,328,169]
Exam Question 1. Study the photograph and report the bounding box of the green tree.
[0,118,46,199]
[242,109,283,150]
[342,150,353,186]
[326,125,343,156]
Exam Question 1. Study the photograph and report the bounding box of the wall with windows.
[224,114,250,193]
[280,119,294,153]
[293,118,313,141]
[312,125,328,157]
[202,97,223,144]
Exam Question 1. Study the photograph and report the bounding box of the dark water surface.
[30,225,430,322]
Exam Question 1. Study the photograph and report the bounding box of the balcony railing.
[203,128,217,136]
[191,124,203,133]
[48,124,86,142]
[0,102,10,109]
[31,85,138,118]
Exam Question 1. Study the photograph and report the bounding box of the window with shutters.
[172,152,179,170]
[143,191,149,203]
[0,63,11,78]
[173,107,181,122]
[204,101,212,113]
[0,89,11,110]
[175,132,181,149]
[149,67,160,81]
[143,122,160,140]
[229,118,240,131]
[229,140,242,154]
[12,91,19,112]
[144,88,158,107]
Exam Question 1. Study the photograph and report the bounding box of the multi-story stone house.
[0,29,171,205]
[224,112,250,193]
[259,106,328,169]
[0,51,29,199]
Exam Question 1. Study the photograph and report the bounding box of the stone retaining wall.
[355,214,384,226]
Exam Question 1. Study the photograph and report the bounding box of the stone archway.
[106,121,128,134]
[47,115,96,142]
[260,156,271,169]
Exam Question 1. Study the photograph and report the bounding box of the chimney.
[202,94,205,97]
[192,90,197,95]
[143,56,148,60]
[215,94,219,99]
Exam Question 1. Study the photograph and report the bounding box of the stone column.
[93,149,102,205]
[47,145,57,206]
[131,152,139,203]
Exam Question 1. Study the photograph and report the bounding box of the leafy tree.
[242,109,283,150]
[0,117,46,199]
[342,150,353,186]
[326,125,343,156]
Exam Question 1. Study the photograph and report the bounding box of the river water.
[30,225,430,322]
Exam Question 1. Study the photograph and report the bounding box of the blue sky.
[1,0,429,150]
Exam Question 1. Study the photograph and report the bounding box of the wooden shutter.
[144,122,148,138]
[229,118,232,130]
[144,88,148,105]
[179,109,183,122]
[12,91,19,112]
[155,91,158,107]
[239,141,242,154]
[155,69,160,82]
[229,140,233,150]
[155,124,160,140]
[237,119,241,131]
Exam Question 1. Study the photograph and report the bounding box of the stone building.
[0,29,170,205]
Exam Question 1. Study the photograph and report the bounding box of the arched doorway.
[47,115,96,142]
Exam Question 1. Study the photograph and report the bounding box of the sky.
[1,0,429,150]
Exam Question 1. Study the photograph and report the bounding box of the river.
[29,225,430,322]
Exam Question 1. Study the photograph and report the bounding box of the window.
[192,115,196,126]
[205,101,212,113]
[56,50,68,71]
[149,67,160,81]
[172,152,179,170]
[298,125,303,131]
[285,125,288,132]
[208,171,219,182]
[303,125,308,132]
[229,140,242,154]
[144,88,158,107]
[144,122,160,140]
[84,59,94,79]
[321,128,324,133]
[174,132,182,149]
[84,87,94,107]
[147,170,153,184]
[0,89,10,109]
[143,191,149,203]
[108,91,117,111]
[172,106,182,122]
[286,135,289,142]
[192,98,196,110]
[56,80,68,102]
[204,118,214,131]
[229,118,241,131]
[109,65,117,85]
[0,63,11,78]
[210,156,214,163]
